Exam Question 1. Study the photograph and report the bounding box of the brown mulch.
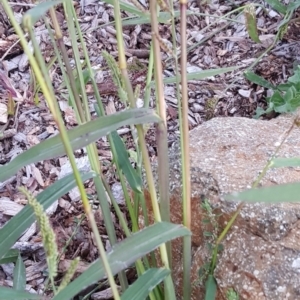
[0,0,299,298]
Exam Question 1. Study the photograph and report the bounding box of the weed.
[226,288,239,300]
[245,65,300,118]
[195,199,222,289]
[205,97,218,120]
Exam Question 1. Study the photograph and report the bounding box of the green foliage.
[111,131,142,193]
[197,262,210,288]
[225,181,300,203]
[0,172,95,260]
[161,66,240,84]
[244,67,300,118]
[52,223,190,300]
[0,249,19,264]
[226,288,239,300]
[101,0,188,25]
[13,254,26,291]
[121,268,170,300]
[0,108,160,181]
[204,275,217,300]
[264,0,287,14]
[195,199,223,298]
[1,0,243,298]
[287,0,300,12]
[262,0,300,15]
[264,0,300,16]
[271,157,300,168]
[0,286,41,299]
[201,198,220,243]
[22,0,67,27]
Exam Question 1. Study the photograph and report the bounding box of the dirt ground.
[0,0,299,298]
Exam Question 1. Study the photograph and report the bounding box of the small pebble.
[192,103,204,112]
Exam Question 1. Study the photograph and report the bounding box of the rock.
[111,183,125,205]
[192,102,204,113]
[0,103,7,124]
[58,156,91,202]
[144,113,300,299]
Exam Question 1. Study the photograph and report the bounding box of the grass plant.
[1,1,299,299]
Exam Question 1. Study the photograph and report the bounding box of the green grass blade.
[226,288,239,300]
[121,16,152,25]
[111,131,142,193]
[102,2,183,25]
[0,249,19,264]
[0,108,160,181]
[13,254,26,291]
[0,171,95,259]
[265,0,287,14]
[161,66,240,84]
[204,275,217,300]
[23,0,66,26]
[0,286,41,300]
[287,1,300,12]
[271,157,300,168]
[120,10,191,26]
[225,182,300,203]
[100,0,146,17]
[121,268,170,300]
[244,71,276,89]
[53,222,190,300]
[287,68,300,84]
[100,0,189,25]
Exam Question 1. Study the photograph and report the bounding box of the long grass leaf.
[161,66,240,84]
[0,249,19,264]
[13,254,26,291]
[23,0,66,26]
[121,268,170,300]
[111,132,142,193]
[53,222,190,300]
[102,0,192,24]
[204,275,217,300]
[100,0,146,16]
[244,71,276,89]
[120,10,193,26]
[271,157,300,168]
[287,1,300,12]
[265,0,287,14]
[225,182,300,203]
[0,286,41,300]
[0,108,160,181]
